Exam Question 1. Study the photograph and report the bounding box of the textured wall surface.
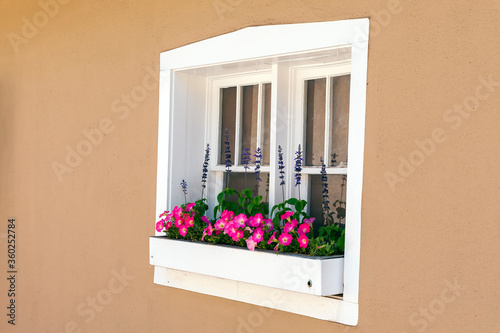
[1,0,499,332]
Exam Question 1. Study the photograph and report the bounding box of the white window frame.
[153,19,369,325]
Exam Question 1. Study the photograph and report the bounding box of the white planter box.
[149,236,344,296]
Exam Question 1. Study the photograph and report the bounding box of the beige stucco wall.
[1,0,499,332]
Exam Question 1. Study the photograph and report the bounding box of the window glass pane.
[220,87,237,164]
[262,83,271,165]
[305,78,326,166]
[329,75,350,167]
[226,172,270,204]
[309,174,347,233]
[241,85,259,162]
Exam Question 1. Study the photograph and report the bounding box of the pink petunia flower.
[165,212,174,221]
[281,211,293,220]
[278,233,292,246]
[233,214,248,228]
[172,206,183,219]
[298,223,310,235]
[214,219,226,232]
[185,202,195,211]
[232,229,244,242]
[246,238,257,251]
[224,223,237,238]
[174,218,184,228]
[159,211,168,219]
[247,214,263,228]
[201,216,210,224]
[264,219,274,229]
[283,222,294,233]
[268,232,277,245]
[221,210,235,221]
[303,217,315,226]
[202,224,213,241]
[184,216,194,228]
[246,217,256,227]
[298,234,309,248]
[290,219,298,228]
[156,220,165,232]
[252,228,264,243]
[179,225,188,237]
[165,221,172,231]
[253,213,264,225]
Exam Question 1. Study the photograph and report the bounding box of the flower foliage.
[156,137,344,257]
[157,187,344,256]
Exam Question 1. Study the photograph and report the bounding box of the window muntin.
[261,83,271,165]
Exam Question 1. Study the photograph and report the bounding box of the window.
[154,19,369,325]
[207,61,351,231]
[211,73,272,202]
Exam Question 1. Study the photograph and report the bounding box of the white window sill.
[152,266,357,325]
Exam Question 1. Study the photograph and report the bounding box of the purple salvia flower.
[201,144,210,189]
[224,129,232,173]
[254,147,262,182]
[294,145,303,187]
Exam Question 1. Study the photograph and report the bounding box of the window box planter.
[149,236,344,296]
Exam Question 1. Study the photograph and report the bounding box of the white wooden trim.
[153,266,358,325]
[160,20,369,71]
[342,34,369,304]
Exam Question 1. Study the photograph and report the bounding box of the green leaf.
[217,192,224,204]
[336,232,345,253]
[336,207,346,219]
[243,188,253,199]
[270,203,282,217]
[295,200,306,213]
[287,198,298,205]
[247,203,254,214]
[228,201,238,211]
[272,217,281,229]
